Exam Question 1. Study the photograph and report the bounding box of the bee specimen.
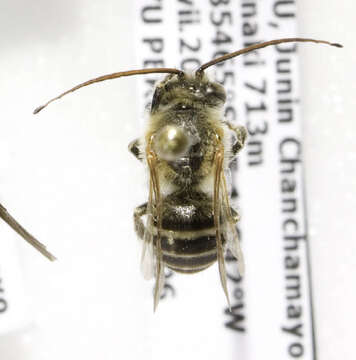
[0,202,55,260]
[34,38,341,310]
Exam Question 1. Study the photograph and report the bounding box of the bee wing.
[214,148,231,308]
[145,147,166,311]
[0,202,56,261]
[138,210,166,309]
[153,253,165,312]
[140,213,155,280]
[138,198,166,310]
[219,168,244,275]
[220,183,245,276]
[141,218,155,280]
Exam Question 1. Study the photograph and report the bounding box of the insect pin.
[34,38,341,310]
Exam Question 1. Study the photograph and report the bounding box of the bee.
[0,202,55,260]
[34,38,341,310]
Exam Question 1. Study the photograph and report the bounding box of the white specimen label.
[134,1,316,359]
[0,223,28,335]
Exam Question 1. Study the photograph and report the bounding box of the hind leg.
[134,203,148,239]
[230,207,240,223]
[225,122,247,157]
[128,139,143,162]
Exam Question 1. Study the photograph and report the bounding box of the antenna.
[34,68,183,114]
[197,38,342,74]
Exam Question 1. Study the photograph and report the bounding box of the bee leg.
[230,207,240,223]
[0,202,56,261]
[225,122,247,157]
[128,138,143,162]
[133,203,148,239]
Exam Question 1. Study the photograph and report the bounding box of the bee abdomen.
[159,232,218,273]
[154,191,220,273]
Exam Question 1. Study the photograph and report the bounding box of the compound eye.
[153,125,190,161]
[151,87,162,112]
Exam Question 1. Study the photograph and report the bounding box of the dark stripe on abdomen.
[163,250,217,273]
[160,234,216,255]
[157,233,218,273]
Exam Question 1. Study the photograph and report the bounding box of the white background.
[0,1,354,359]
